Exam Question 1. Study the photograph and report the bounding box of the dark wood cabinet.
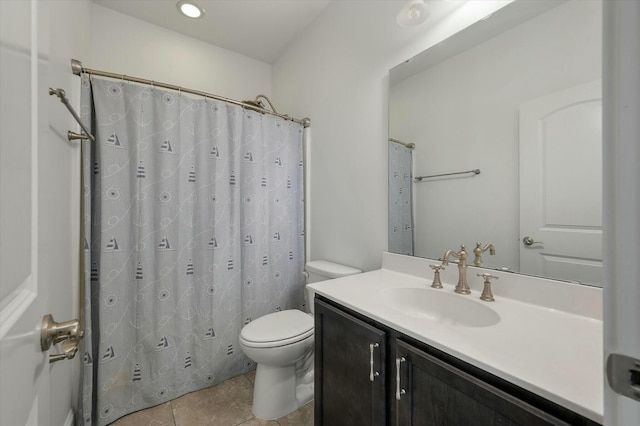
[314,298,388,426]
[395,340,573,426]
[315,296,601,426]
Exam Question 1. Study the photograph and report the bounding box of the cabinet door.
[394,340,571,426]
[315,299,387,426]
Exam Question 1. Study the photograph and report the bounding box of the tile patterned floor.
[110,371,313,426]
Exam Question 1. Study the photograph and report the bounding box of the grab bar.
[49,88,95,141]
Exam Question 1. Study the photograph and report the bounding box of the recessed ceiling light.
[397,0,430,28]
[177,1,204,19]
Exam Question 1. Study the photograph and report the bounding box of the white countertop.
[308,253,603,423]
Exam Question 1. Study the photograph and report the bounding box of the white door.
[0,1,50,424]
[603,1,640,424]
[519,80,602,285]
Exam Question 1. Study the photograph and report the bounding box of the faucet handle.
[477,273,499,302]
[429,264,445,289]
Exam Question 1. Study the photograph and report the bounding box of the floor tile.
[276,401,314,426]
[106,373,314,426]
[171,375,254,426]
[110,401,174,426]
[237,417,279,426]
[245,369,256,386]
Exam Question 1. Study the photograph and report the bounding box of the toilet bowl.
[239,260,361,419]
[239,310,314,419]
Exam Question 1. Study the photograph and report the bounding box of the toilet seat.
[240,310,314,348]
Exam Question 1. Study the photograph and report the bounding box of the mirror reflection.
[388,0,603,286]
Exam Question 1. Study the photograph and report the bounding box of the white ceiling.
[93,0,333,64]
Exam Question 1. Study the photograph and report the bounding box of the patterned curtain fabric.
[78,75,305,425]
[388,141,414,256]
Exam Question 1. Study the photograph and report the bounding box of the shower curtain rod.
[70,59,311,128]
[389,137,415,149]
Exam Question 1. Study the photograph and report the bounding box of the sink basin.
[380,287,500,327]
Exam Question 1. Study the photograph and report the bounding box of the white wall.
[273,1,514,271]
[91,4,272,102]
[389,0,601,270]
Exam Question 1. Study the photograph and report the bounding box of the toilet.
[239,260,361,419]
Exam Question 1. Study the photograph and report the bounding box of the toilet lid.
[240,310,313,344]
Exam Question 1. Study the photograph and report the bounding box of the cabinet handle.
[396,356,406,400]
[369,343,380,382]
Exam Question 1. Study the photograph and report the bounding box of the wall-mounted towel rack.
[49,88,95,142]
[415,168,480,181]
[389,138,415,149]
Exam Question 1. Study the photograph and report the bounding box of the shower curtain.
[78,75,305,425]
[388,140,414,256]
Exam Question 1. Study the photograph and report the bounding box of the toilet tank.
[305,260,361,313]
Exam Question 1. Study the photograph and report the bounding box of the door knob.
[607,353,640,403]
[522,236,542,246]
[41,314,84,363]
[48,339,80,363]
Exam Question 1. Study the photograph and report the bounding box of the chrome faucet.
[442,245,470,294]
[473,242,495,267]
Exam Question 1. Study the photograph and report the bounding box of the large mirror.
[388,0,603,286]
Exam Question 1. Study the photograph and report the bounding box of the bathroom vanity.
[310,253,603,426]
